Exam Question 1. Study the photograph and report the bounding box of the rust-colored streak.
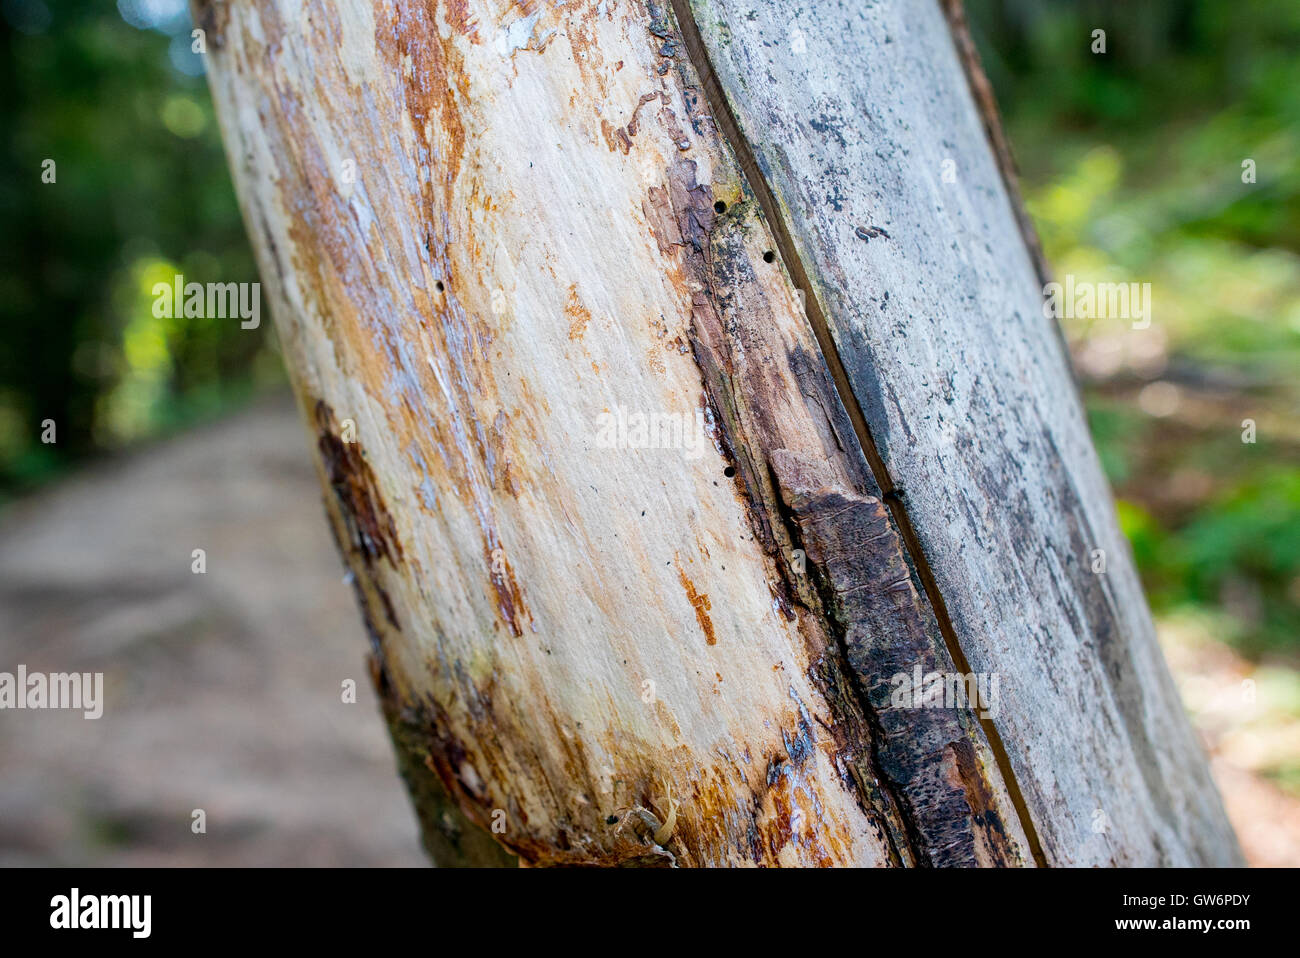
[376,0,468,219]
[675,559,716,646]
[443,0,481,41]
[235,2,540,645]
[564,283,592,341]
[485,538,527,638]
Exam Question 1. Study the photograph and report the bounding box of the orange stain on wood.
[676,560,716,646]
[565,283,592,340]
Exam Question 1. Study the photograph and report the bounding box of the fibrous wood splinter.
[653,777,678,846]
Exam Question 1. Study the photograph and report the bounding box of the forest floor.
[0,394,423,866]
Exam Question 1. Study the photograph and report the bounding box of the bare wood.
[198,0,1239,866]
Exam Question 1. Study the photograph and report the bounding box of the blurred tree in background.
[968,0,1300,662]
[0,0,279,497]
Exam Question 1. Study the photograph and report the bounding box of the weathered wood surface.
[198,0,1239,866]
[682,0,1240,864]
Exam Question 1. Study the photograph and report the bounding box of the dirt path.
[0,395,424,866]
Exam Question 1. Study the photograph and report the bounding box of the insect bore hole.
[713,200,727,214]
[723,465,736,478]
[763,250,775,263]
[435,281,445,292]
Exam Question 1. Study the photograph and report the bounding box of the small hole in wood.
[763,250,775,263]
[436,281,445,292]
[723,465,736,478]
[713,200,727,214]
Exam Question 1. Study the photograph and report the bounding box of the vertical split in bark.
[661,0,1035,865]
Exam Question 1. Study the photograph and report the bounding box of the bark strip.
[664,0,1039,865]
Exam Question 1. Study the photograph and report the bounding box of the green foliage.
[0,0,279,499]
[1179,469,1300,653]
[969,0,1300,659]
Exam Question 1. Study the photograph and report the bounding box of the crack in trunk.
[666,0,1047,867]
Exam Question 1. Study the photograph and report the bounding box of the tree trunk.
[197,0,1241,866]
